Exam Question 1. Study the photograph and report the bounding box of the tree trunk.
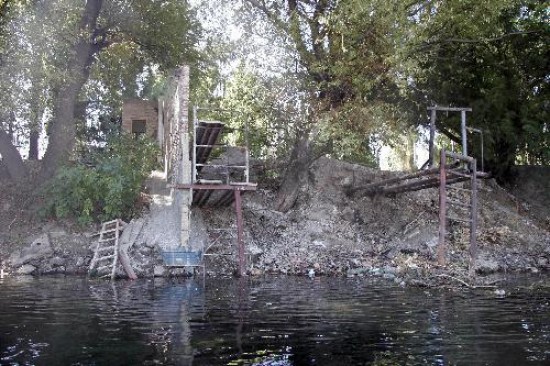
[492,138,517,183]
[0,128,28,181]
[28,129,39,160]
[40,82,83,179]
[0,161,9,180]
[28,76,46,160]
[39,0,104,180]
[275,130,311,212]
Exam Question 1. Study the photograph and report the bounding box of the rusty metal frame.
[427,106,472,167]
[173,184,256,277]
[437,149,479,270]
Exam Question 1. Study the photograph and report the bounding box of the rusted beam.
[469,159,478,274]
[351,165,441,194]
[447,169,474,178]
[380,175,469,195]
[379,176,439,194]
[461,110,468,156]
[234,190,245,277]
[444,150,475,163]
[437,149,447,266]
[427,106,472,112]
[173,184,257,191]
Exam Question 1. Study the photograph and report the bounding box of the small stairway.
[437,151,479,269]
[89,219,125,280]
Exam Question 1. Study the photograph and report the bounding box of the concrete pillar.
[176,66,192,249]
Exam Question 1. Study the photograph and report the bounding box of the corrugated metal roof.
[194,121,225,168]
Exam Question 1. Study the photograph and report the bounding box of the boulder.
[9,234,54,267]
[475,255,499,274]
[75,257,85,267]
[153,265,166,277]
[50,256,66,267]
[16,264,36,275]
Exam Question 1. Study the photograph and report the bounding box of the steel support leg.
[234,190,245,277]
[469,159,478,275]
[437,150,447,266]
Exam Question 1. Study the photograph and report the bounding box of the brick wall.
[121,99,158,138]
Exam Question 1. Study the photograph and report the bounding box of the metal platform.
[351,150,488,273]
[173,107,258,276]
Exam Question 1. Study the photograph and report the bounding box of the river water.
[0,275,549,365]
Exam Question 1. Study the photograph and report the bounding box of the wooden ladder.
[89,219,125,280]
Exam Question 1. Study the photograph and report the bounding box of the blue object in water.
[161,249,202,267]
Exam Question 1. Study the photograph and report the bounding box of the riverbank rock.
[475,255,500,274]
[154,265,166,277]
[8,234,53,267]
[16,264,36,275]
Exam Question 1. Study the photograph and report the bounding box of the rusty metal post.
[461,110,467,157]
[234,189,245,277]
[469,159,478,274]
[437,149,447,266]
[429,108,436,167]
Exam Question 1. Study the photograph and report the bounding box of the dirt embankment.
[1,158,549,282]
[203,158,549,280]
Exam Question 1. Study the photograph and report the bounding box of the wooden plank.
[97,255,116,261]
[447,216,472,223]
[447,199,471,208]
[118,250,137,280]
[97,246,115,252]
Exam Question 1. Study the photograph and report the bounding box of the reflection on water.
[0,275,549,365]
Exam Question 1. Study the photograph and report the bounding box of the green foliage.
[220,66,295,159]
[0,0,200,181]
[42,135,159,225]
[411,0,549,178]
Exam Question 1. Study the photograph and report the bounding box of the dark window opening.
[132,120,146,136]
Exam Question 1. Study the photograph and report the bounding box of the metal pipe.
[429,108,436,167]
[480,131,484,172]
[466,127,484,172]
[461,110,468,157]
[469,158,478,275]
[234,190,245,277]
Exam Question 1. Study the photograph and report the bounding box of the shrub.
[42,135,160,225]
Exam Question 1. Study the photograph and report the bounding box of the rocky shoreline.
[1,226,548,290]
[1,158,549,285]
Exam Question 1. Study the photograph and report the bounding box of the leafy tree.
[410,0,549,179]
[0,0,200,183]
[243,0,415,210]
